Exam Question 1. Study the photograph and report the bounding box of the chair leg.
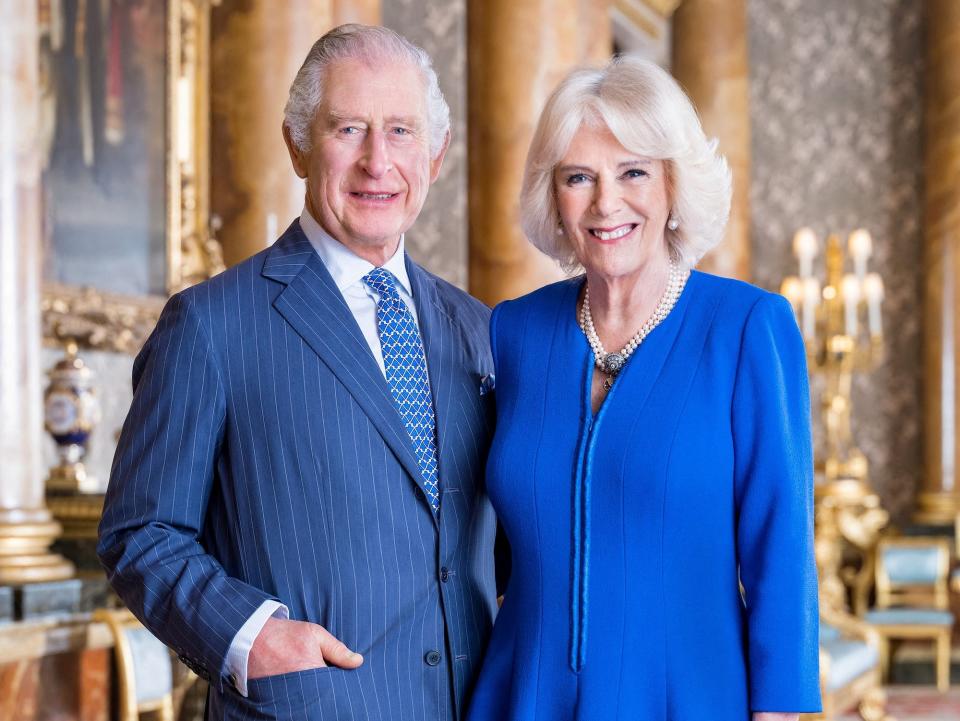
[858,687,893,721]
[159,695,175,721]
[877,637,891,682]
[936,631,951,692]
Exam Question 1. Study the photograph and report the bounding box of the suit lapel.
[406,257,459,513]
[263,222,436,518]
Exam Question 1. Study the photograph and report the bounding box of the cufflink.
[480,374,495,396]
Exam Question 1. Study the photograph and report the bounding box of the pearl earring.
[556,223,565,236]
[667,216,679,231]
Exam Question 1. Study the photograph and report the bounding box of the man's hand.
[753,714,799,721]
[248,617,364,680]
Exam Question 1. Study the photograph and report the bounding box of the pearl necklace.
[579,261,689,389]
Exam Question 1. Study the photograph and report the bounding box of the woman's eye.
[623,168,648,179]
[566,173,590,186]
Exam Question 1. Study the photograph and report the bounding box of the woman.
[467,57,821,721]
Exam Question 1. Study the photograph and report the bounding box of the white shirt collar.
[299,207,412,296]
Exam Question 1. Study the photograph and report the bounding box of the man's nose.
[591,178,620,217]
[361,131,393,178]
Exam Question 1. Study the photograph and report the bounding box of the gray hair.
[283,24,450,158]
[520,55,732,270]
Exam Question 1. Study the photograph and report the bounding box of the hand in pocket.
[248,617,364,679]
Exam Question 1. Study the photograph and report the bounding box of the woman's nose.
[591,178,620,217]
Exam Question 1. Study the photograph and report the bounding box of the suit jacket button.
[424,650,442,666]
[440,567,449,582]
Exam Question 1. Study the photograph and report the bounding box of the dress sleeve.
[732,293,821,712]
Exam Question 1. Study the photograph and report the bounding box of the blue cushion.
[881,546,943,584]
[821,638,879,691]
[819,623,841,643]
[125,627,173,704]
[864,608,954,626]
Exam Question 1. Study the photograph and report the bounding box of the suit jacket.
[98,220,499,721]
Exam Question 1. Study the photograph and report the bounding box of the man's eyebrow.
[385,115,424,128]
[324,112,425,129]
[325,112,367,126]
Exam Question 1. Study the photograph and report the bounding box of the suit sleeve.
[97,292,279,691]
[732,293,821,712]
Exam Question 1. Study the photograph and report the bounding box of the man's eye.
[392,127,410,136]
[340,126,361,135]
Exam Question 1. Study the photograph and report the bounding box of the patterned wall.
[384,0,468,289]
[748,0,925,522]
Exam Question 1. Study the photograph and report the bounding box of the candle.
[841,274,861,337]
[780,276,803,314]
[863,272,884,337]
[848,228,873,279]
[801,277,820,340]
[793,228,818,279]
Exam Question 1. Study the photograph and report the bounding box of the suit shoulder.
[172,246,273,308]
[420,268,492,326]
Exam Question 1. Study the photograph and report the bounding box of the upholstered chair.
[864,537,954,692]
[812,603,891,721]
[93,608,174,721]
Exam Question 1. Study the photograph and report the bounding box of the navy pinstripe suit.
[98,220,499,721]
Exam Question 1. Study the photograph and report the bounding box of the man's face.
[285,58,447,263]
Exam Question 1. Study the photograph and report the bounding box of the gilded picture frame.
[40,0,223,355]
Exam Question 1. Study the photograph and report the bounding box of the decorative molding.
[171,0,225,294]
[42,284,164,355]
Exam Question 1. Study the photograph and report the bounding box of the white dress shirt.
[224,209,423,696]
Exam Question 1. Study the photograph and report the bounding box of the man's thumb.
[321,631,364,668]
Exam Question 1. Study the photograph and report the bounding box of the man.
[98,25,498,721]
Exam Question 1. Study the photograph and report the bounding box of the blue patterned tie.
[363,268,440,511]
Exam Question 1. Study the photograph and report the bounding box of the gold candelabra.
[780,228,890,614]
[781,228,886,485]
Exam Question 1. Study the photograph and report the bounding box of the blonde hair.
[520,56,732,270]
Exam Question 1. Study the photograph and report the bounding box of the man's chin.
[335,226,406,260]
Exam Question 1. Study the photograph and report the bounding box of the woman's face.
[554,123,671,281]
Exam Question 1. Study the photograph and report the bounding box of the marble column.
[210,0,338,266]
[0,0,73,584]
[468,0,611,306]
[917,0,960,524]
[671,0,751,280]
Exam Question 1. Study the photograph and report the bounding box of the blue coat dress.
[466,271,821,721]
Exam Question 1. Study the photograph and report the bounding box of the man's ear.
[283,124,309,179]
[428,130,451,184]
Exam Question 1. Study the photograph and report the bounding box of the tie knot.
[363,268,401,303]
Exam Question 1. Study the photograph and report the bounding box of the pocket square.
[480,374,495,396]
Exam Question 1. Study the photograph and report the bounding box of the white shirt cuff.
[224,600,289,697]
